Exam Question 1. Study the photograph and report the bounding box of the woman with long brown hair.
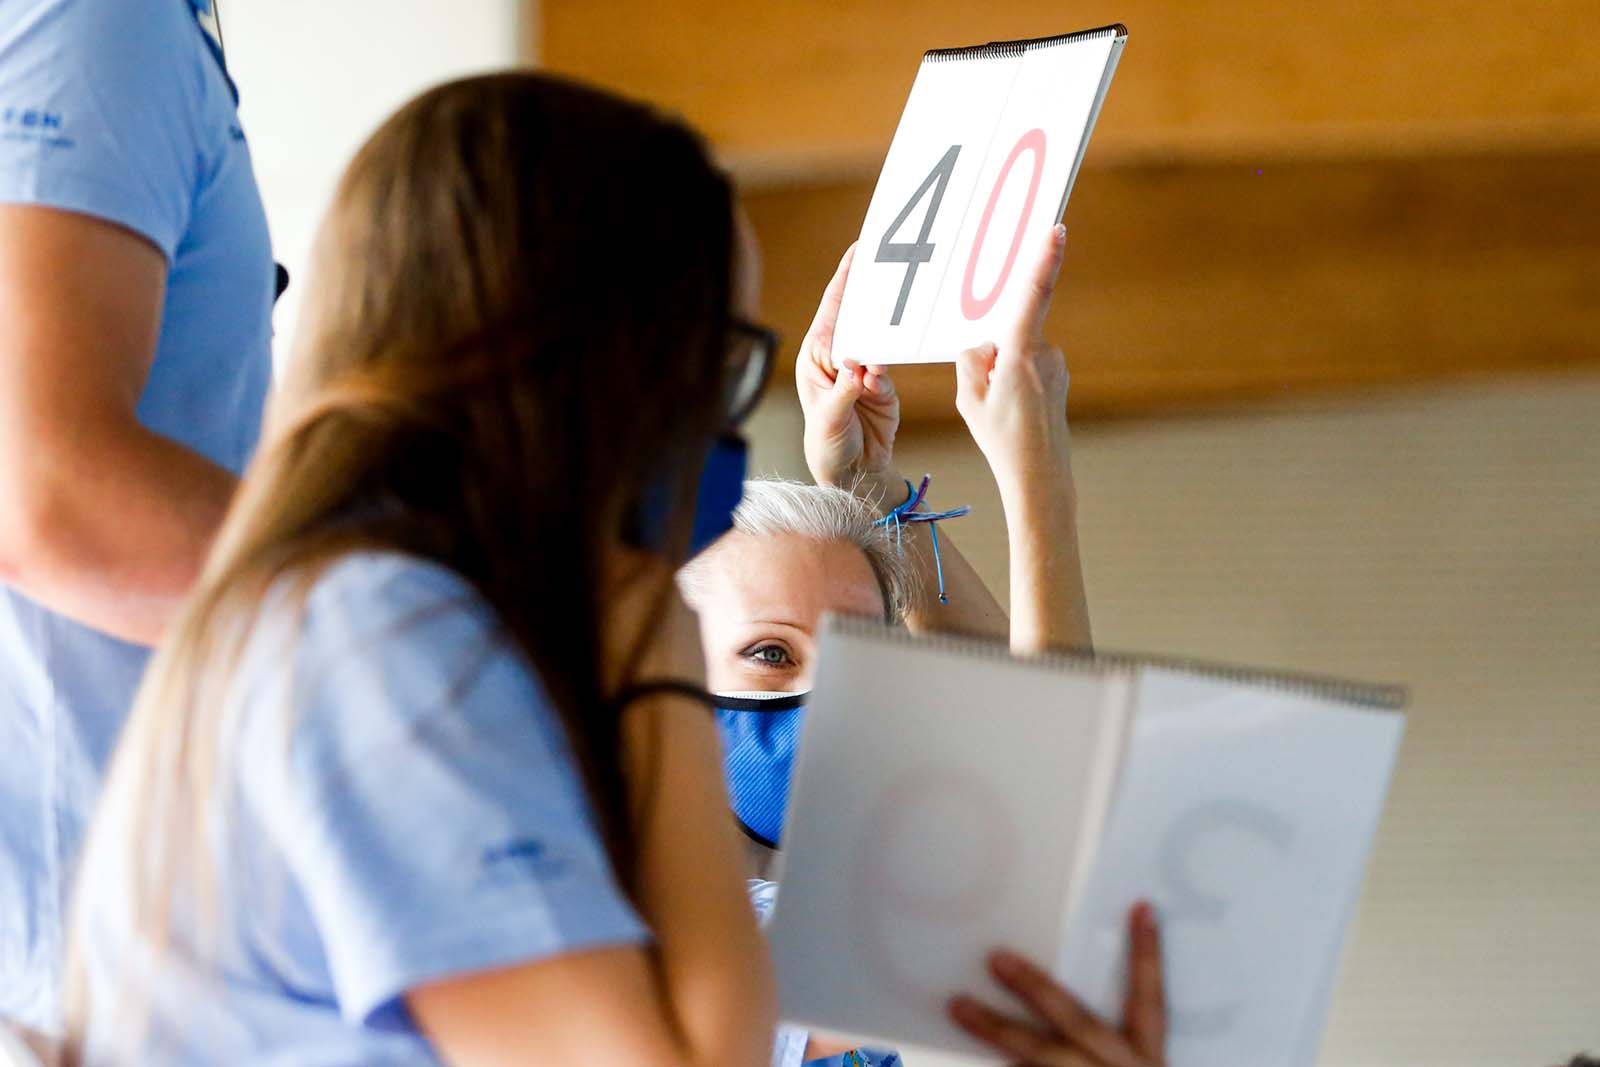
[62,72,778,1064]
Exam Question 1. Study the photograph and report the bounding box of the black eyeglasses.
[725,318,780,428]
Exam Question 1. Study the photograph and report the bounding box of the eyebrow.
[747,619,812,634]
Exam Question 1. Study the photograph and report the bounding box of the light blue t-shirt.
[0,0,274,1028]
[74,552,649,1064]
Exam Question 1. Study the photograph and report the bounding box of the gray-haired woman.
[683,229,1168,1067]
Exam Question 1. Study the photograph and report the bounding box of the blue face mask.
[631,434,748,558]
[714,689,809,850]
[689,434,748,555]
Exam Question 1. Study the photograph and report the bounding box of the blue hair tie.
[873,474,971,605]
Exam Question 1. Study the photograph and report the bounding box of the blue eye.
[745,644,793,668]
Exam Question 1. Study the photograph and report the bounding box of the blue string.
[873,475,971,604]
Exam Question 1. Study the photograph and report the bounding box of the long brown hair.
[64,72,735,1053]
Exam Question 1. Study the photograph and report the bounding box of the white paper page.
[1288,881,1365,1065]
[832,54,1021,364]
[921,33,1118,358]
[768,619,1131,1056]
[1054,669,1404,1067]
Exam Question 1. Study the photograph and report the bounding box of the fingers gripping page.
[832,27,1125,366]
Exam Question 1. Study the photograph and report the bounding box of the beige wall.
[747,373,1600,1066]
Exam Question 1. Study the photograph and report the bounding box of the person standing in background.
[0,0,274,1034]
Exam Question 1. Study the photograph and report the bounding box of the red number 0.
[960,128,1047,320]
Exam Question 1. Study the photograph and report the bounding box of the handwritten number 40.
[874,128,1048,326]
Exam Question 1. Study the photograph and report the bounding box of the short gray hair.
[681,478,916,623]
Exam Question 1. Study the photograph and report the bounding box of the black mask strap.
[715,690,809,713]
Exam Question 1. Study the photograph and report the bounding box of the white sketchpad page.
[1055,668,1405,1067]
[767,616,1132,1055]
[768,618,1405,1063]
[832,26,1123,366]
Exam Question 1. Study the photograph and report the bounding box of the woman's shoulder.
[283,549,498,670]
[234,551,538,798]
[288,547,504,685]
[302,549,488,624]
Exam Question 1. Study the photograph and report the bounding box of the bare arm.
[992,465,1091,655]
[955,225,1092,655]
[795,238,1089,651]
[796,247,1006,641]
[408,581,775,1066]
[0,206,238,645]
[851,467,1007,638]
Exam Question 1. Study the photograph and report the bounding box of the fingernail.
[948,995,978,1021]
[1052,223,1067,244]
[990,949,1023,977]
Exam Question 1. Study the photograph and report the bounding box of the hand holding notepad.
[767,617,1405,1065]
[831,25,1126,365]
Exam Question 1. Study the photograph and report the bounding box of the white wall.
[222,0,524,365]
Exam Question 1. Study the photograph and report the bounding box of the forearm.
[623,693,777,1066]
[0,423,235,645]
[854,469,1008,640]
[996,456,1092,655]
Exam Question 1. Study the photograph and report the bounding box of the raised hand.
[953,223,1071,496]
[948,222,1089,653]
[796,245,902,488]
[950,902,1166,1066]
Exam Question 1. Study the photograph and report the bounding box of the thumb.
[954,343,997,413]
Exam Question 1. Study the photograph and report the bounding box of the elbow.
[0,469,76,588]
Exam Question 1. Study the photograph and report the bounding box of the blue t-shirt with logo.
[73,553,649,1064]
[0,0,274,1029]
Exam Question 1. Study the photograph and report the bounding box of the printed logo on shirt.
[0,105,73,149]
[479,837,569,885]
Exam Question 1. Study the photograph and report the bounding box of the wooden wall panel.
[537,0,1600,418]
[744,149,1600,419]
[542,0,1600,181]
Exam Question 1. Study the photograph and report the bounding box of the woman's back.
[63,68,786,1066]
[74,552,647,1064]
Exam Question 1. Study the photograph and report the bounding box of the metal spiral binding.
[923,23,1127,64]
[825,613,1407,711]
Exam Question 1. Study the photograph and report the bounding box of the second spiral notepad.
[767,614,1405,1064]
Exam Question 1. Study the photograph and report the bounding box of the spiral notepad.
[767,614,1405,1065]
[831,25,1127,365]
